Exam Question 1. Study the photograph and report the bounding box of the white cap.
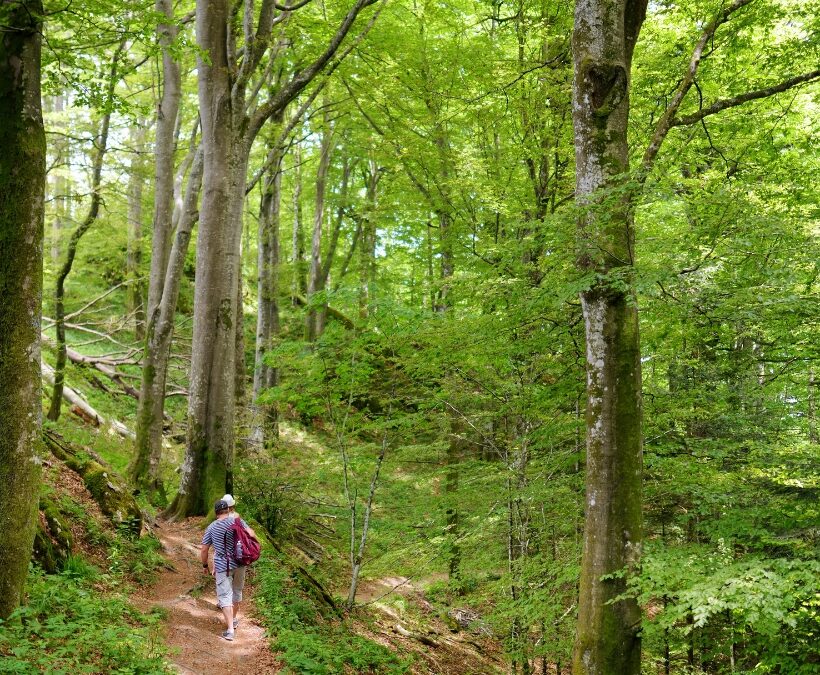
[221,493,236,507]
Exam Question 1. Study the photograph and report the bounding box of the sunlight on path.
[133,518,280,674]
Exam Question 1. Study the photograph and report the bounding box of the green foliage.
[27,0,820,670]
[615,545,820,674]
[254,553,409,674]
[0,566,169,674]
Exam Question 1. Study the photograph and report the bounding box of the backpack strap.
[223,520,232,572]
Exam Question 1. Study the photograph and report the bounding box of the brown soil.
[132,517,280,674]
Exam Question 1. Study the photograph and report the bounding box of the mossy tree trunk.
[0,0,45,619]
[570,1,647,673]
[305,112,335,342]
[292,143,307,300]
[357,159,379,319]
[166,0,236,518]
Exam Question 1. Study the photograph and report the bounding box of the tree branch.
[249,0,384,139]
[273,0,313,9]
[641,0,754,172]
[670,69,820,127]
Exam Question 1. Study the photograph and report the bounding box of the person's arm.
[200,543,212,574]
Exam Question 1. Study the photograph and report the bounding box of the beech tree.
[167,0,384,518]
[571,0,819,670]
[0,0,45,619]
[570,1,647,670]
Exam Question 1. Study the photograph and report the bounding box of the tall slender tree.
[0,0,45,619]
[569,0,820,670]
[131,0,183,499]
[126,121,148,339]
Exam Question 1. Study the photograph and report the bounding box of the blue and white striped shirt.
[202,515,248,573]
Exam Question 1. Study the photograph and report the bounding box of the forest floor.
[132,517,281,674]
[353,576,506,674]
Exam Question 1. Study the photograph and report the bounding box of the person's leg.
[231,566,246,628]
[215,571,235,639]
[221,604,233,630]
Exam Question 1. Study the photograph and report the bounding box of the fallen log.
[65,345,141,399]
[291,294,355,330]
[394,623,439,647]
[43,428,142,536]
[42,361,134,439]
[43,337,174,421]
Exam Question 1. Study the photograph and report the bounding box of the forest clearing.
[0,0,818,673]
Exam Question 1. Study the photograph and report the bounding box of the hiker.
[200,498,257,641]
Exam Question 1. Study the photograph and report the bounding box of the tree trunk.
[127,121,147,339]
[571,1,647,673]
[234,263,248,463]
[0,0,45,619]
[47,43,123,422]
[292,143,307,300]
[306,118,335,341]
[252,146,283,447]
[50,92,68,263]
[166,0,237,518]
[130,0,182,492]
[146,0,181,321]
[808,369,816,443]
[130,145,203,503]
[169,0,382,515]
[358,160,379,319]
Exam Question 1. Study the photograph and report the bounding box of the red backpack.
[223,518,261,567]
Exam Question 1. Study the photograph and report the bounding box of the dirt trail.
[133,517,280,674]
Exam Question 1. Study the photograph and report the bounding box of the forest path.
[132,517,280,674]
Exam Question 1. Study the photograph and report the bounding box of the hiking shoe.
[232,618,240,629]
[221,630,235,641]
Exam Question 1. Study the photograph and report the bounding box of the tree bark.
[127,121,148,339]
[292,143,307,299]
[166,0,236,519]
[809,369,817,444]
[170,0,382,517]
[130,0,183,494]
[571,1,647,673]
[146,0,182,321]
[358,159,379,319]
[130,145,203,503]
[306,116,335,341]
[0,0,45,619]
[252,145,283,447]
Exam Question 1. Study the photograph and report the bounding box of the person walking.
[200,498,256,641]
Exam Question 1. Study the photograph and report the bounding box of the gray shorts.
[215,566,246,608]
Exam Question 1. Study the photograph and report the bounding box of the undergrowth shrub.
[0,566,169,674]
[254,553,410,674]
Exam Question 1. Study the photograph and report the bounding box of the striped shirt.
[202,515,248,573]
